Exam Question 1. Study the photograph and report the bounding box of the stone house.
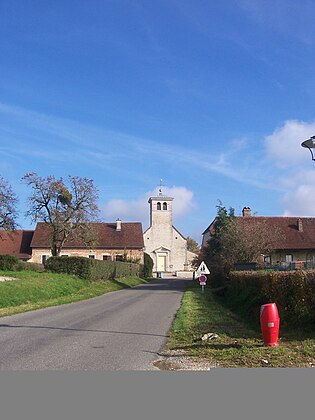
[202,207,315,268]
[143,192,196,276]
[0,221,144,264]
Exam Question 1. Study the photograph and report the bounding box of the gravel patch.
[0,276,16,282]
[153,349,217,371]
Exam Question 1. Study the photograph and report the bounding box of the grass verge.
[0,270,154,317]
[166,281,315,367]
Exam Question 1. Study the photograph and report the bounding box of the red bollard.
[260,303,280,347]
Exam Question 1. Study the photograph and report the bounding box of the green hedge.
[0,254,20,270]
[44,256,140,281]
[16,261,45,272]
[228,270,315,326]
[140,253,154,278]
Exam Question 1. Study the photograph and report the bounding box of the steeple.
[148,182,173,228]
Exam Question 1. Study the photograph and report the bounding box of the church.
[143,189,196,277]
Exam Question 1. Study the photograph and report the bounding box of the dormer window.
[157,202,161,210]
[163,202,167,210]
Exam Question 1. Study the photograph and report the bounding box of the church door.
[157,254,167,272]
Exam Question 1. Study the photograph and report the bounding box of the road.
[0,277,190,370]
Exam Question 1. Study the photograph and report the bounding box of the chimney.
[116,218,122,231]
[242,207,252,217]
[297,218,303,232]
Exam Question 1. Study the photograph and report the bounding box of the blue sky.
[1,0,315,243]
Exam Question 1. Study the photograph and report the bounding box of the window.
[157,202,161,210]
[285,254,293,263]
[88,255,95,259]
[163,202,167,210]
[103,255,111,261]
[41,255,50,264]
[264,256,271,265]
[115,254,123,261]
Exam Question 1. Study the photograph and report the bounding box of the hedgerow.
[44,256,140,281]
[228,270,315,326]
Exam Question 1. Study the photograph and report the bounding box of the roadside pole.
[199,274,207,293]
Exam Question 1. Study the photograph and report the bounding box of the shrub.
[141,253,154,278]
[0,254,19,270]
[45,256,140,281]
[16,261,45,272]
[228,270,315,326]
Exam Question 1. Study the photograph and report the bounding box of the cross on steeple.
[158,179,163,196]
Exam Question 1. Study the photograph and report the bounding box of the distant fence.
[234,261,315,271]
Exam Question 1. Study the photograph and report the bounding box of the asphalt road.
[0,277,190,370]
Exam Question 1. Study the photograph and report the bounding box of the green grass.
[166,281,315,368]
[0,270,154,317]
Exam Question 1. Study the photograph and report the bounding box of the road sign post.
[199,274,207,293]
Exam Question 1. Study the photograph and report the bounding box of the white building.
[143,191,196,276]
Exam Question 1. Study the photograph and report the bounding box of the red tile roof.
[203,216,315,250]
[0,230,34,259]
[236,216,315,250]
[31,222,144,249]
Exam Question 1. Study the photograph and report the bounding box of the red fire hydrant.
[260,303,280,347]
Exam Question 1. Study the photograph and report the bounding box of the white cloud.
[265,120,315,168]
[282,182,315,216]
[263,120,315,216]
[102,186,195,229]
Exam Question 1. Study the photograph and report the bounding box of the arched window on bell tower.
[157,202,161,210]
[163,202,167,210]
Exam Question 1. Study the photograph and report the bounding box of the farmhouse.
[202,207,315,269]
[0,221,144,264]
[143,191,196,276]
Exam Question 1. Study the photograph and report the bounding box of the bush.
[0,254,19,270]
[16,261,45,272]
[140,253,154,278]
[45,256,140,281]
[228,270,315,326]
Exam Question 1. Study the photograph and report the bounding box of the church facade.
[143,193,196,276]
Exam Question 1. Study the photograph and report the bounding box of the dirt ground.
[153,349,217,371]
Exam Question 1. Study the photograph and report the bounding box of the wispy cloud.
[0,102,272,190]
[235,0,315,45]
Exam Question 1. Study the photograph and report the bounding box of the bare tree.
[202,204,284,279]
[0,175,18,230]
[220,217,281,269]
[22,173,100,256]
[186,237,200,253]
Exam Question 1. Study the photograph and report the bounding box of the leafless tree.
[221,218,282,270]
[186,237,200,253]
[0,175,18,230]
[22,173,100,256]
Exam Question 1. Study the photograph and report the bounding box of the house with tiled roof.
[0,220,144,264]
[0,230,34,260]
[202,207,315,268]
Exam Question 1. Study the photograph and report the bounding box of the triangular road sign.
[195,261,210,276]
